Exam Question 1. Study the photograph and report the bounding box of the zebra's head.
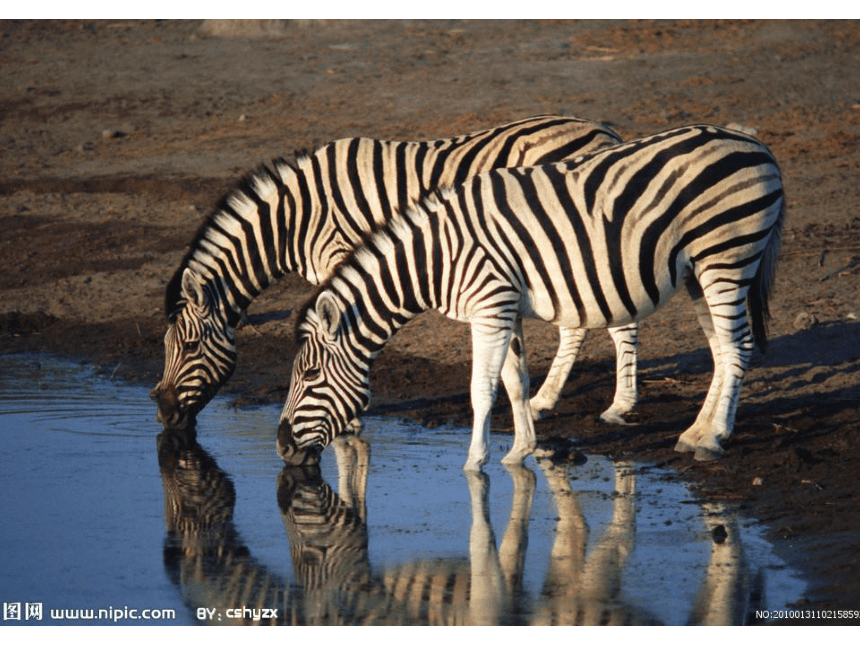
[151,268,237,431]
[277,291,371,466]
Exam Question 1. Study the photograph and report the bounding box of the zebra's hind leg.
[529,327,587,421]
[694,327,753,462]
[676,280,754,461]
[500,318,537,466]
[675,282,721,454]
[676,281,725,455]
[599,324,639,425]
[529,324,640,426]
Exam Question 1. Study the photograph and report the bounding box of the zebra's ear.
[315,291,341,340]
[181,268,209,313]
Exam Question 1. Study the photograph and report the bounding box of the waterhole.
[0,354,803,625]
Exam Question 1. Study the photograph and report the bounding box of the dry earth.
[1,19,858,624]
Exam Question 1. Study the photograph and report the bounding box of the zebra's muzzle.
[151,383,195,431]
[276,418,323,466]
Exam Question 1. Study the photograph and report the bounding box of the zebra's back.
[435,124,783,330]
[273,115,621,280]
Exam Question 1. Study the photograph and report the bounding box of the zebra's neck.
[175,137,447,324]
[323,202,462,360]
[173,157,329,323]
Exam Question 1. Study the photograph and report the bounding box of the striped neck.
[321,207,445,359]
[167,157,328,324]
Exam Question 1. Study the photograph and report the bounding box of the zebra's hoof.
[528,405,550,422]
[463,451,488,472]
[599,410,631,426]
[674,437,697,453]
[501,446,534,466]
[693,443,725,462]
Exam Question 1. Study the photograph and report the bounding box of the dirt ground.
[1,19,858,624]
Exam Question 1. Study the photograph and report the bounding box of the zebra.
[277,124,784,468]
[150,115,638,434]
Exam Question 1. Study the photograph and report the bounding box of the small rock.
[238,114,247,122]
[725,122,759,136]
[752,477,763,486]
[793,311,817,331]
[101,128,127,139]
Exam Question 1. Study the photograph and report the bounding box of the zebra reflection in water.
[157,429,762,625]
[158,429,296,625]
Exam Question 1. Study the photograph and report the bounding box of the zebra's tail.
[748,199,785,353]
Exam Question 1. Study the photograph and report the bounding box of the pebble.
[752,477,763,486]
[793,311,817,331]
[725,122,759,136]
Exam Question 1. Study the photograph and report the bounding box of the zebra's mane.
[165,162,281,319]
[164,149,323,320]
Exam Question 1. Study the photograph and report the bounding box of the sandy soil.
[1,19,859,624]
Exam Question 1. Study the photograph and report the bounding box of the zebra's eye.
[184,341,200,353]
[304,366,321,381]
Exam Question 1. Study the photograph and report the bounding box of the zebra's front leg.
[465,315,516,471]
[599,324,639,425]
[529,327,587,421]
[501,318,537,465]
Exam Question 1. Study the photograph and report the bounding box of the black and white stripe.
[278,124,784,467]
[151,116,630,431]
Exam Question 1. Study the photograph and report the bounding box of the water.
[0,354,804,626]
